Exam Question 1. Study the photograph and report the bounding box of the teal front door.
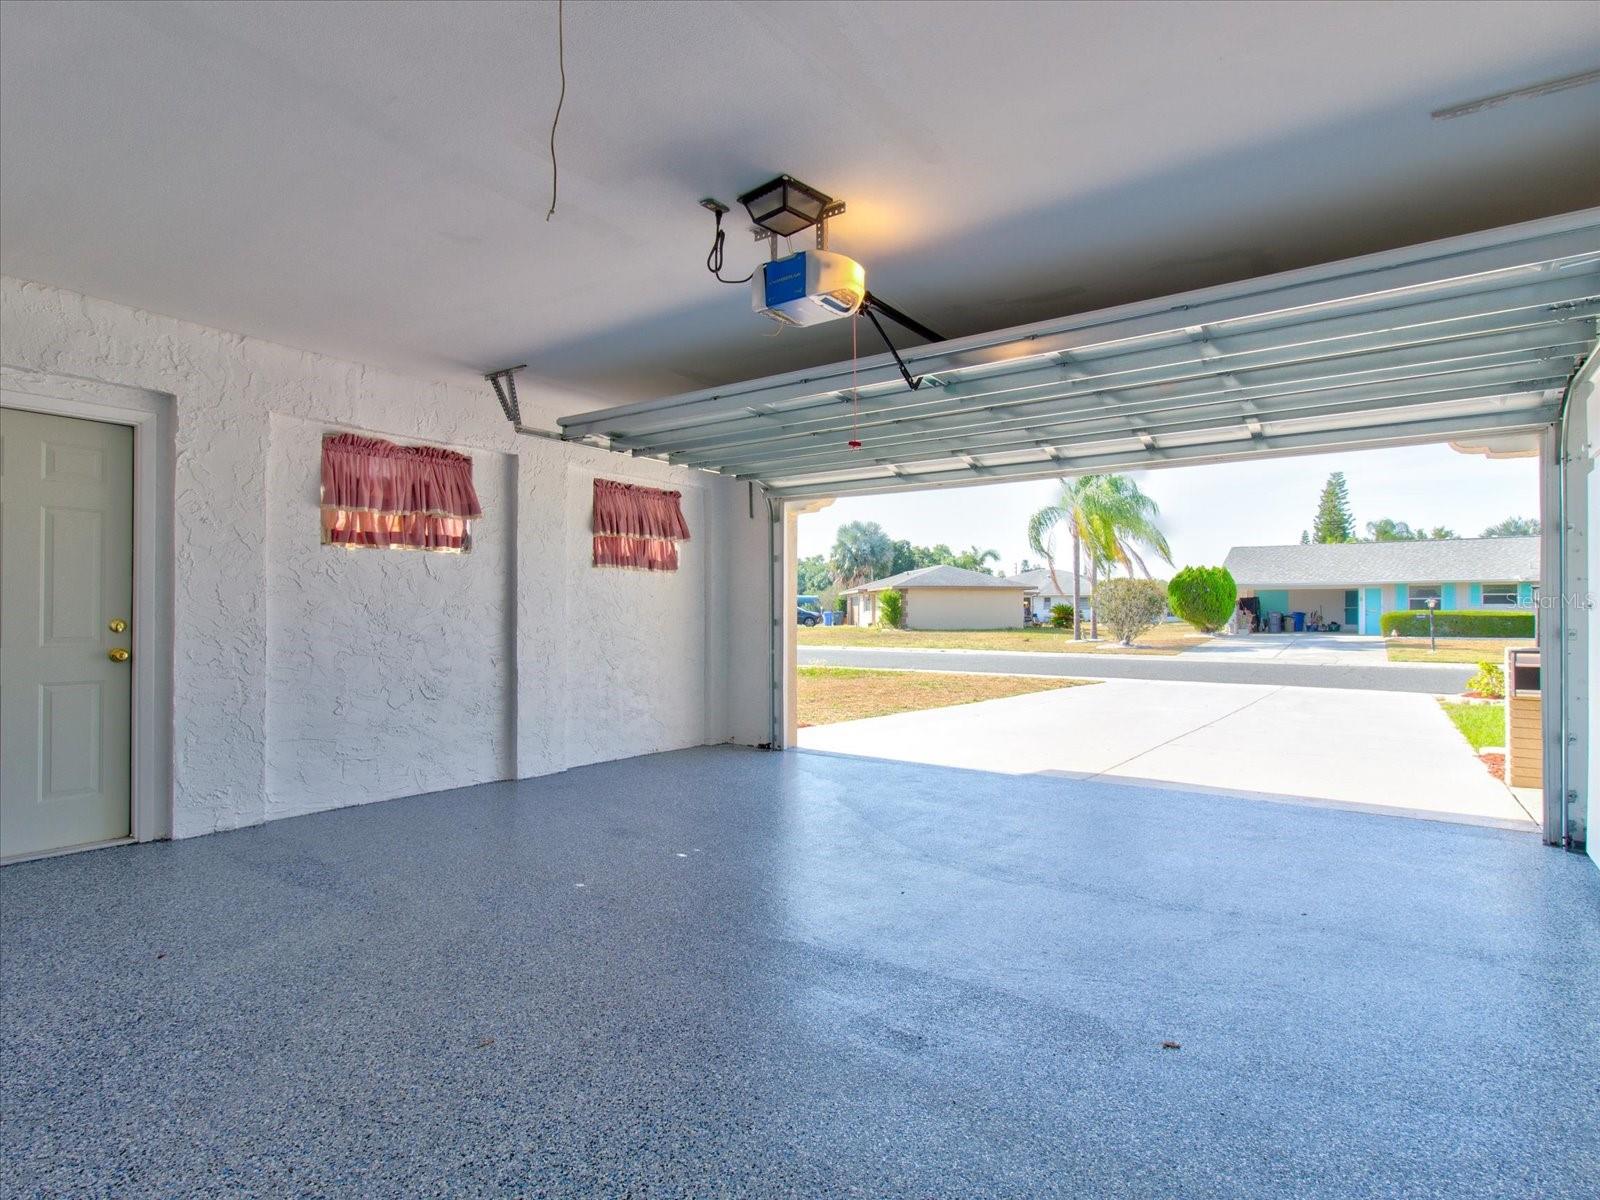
[1362,587,1381,634]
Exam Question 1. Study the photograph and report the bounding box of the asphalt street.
[796,645,1474,694]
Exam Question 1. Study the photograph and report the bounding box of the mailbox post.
[1505,647,1542,790]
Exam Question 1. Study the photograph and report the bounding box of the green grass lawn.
[1439,700,1503,752]
[1386,637,1534,665]
[797,666,1093,727]
[797,622,1209,656]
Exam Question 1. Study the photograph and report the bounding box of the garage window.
[1481,583,1519,607]
[1408,585,1441,611]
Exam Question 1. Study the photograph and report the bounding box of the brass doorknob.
[108,648,130,663]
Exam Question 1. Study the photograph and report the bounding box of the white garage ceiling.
[1,1,1597,423]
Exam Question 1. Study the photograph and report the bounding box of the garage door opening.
[790,440,1546,831]
[557,209,1596,851]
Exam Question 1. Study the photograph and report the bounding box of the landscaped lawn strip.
[797,667,1094,727]
[1439,700,1503,752]
[1386,637,1534,665]
[796,623,1208,656]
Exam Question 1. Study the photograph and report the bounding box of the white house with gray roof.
[1222,537,1539,634]
[841,565,1034,629]
[1004,567,1097,624]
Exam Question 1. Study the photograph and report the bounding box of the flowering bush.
[1465,661,1505,699]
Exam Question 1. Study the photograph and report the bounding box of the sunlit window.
[1408,585,1441,611]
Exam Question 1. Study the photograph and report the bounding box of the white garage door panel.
[558,210,1600,498]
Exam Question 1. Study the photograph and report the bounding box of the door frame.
[1,366,174,852]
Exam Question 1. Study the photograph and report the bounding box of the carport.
[559,209,1599,854]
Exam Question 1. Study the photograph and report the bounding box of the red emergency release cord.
[849,309,862,449]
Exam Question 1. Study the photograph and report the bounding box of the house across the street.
[1222,537,1539,634]
[842,565,1034,629]
[1005,567,1095,624]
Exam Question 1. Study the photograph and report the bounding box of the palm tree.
[1080,474,1172,638]
[1027,475,1172,639]
[952,545,1000,574]
[1027,477,1095,639]
[1090,474,1172,576]
[828,520,894,588]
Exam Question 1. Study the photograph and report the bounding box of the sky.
[795,443,1541,577]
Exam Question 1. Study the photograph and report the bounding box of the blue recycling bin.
[822,611,838,627]
[1290,611,1305,632]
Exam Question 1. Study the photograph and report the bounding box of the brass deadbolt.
[108,618,128,634]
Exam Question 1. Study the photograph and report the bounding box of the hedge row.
[1378,609,1534,638]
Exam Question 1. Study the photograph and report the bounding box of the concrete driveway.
[798,676,1535,829]
[1183,632,1390,664]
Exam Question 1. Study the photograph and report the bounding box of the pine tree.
[1300,530,1309,544]
[1312,472,1354,543]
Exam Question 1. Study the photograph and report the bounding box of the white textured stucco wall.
[558,461,713,768]
[264,414,518,820]
[0,277,771,837]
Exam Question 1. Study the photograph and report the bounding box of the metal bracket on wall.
[486,364,612,448]
[486,365,527,425]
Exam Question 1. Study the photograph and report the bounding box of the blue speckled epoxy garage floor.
[3,746,1598,1198]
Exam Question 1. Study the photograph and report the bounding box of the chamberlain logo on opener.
[761,256,809,307]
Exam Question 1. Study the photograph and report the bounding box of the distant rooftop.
[843,565,1032,593]
[1223,537,1539,587]
[1004,567,1095,596]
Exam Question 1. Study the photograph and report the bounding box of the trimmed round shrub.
[1095,578,1169,645]
[1049,603,1074,628]
[876,588,905,629]
[1378,609,1534,638]
[1166,566,1237,632]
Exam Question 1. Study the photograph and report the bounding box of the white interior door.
[1,405,134,859]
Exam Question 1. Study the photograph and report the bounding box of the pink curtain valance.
[593,534,680,572]
[321,433,482,552]
[592,479,689,571]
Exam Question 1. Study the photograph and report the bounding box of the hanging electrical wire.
[703,203,754,284]
[545,0,566,221]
